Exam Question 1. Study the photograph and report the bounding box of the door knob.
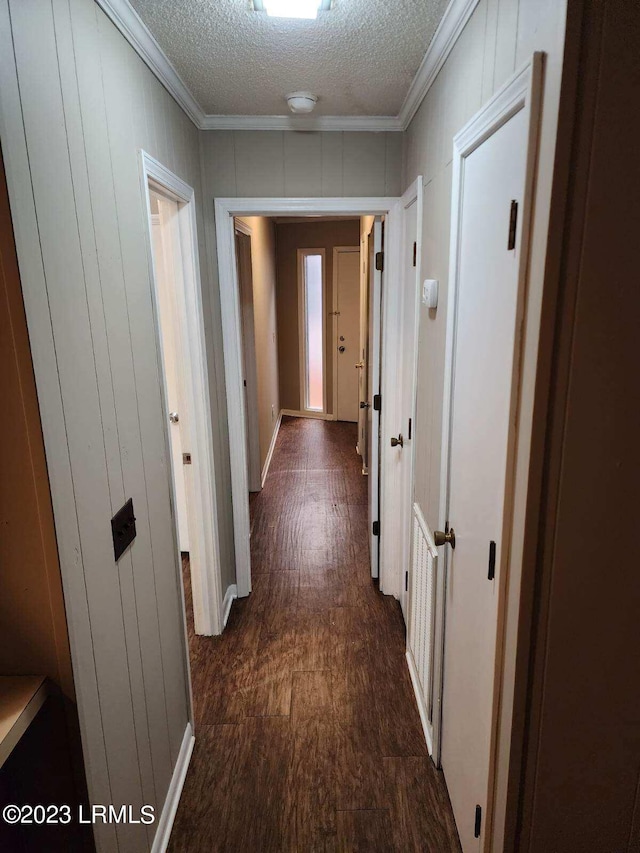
[434,528,456,549]
[169,412,179,424]
[390,434,404,448]
[360,401,370,409]
[338,345,346,353]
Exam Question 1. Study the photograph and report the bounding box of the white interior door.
[441,97,531,850]
[150,196,190,551]
[357,223,371,465]
[399,181,421,619]
[367,219,383,578]
[334,247,360,422]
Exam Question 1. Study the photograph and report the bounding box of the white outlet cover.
[422,278,439,309]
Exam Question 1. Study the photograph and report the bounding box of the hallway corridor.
[170,417,460,851]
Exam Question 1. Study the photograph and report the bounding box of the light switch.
[422,278,439,310]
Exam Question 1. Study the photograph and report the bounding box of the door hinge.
[373,394,382,411]
[474,805,482,839]
[372,520,380,537]
[488,540,496,581]
[412,241,417,267]
[405,571,409,592]
[243,379,247,387]
[508,200,518,250]
[408,417,412,440]
[375,251,384,271]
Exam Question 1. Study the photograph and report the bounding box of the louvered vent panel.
[408,503,437,725]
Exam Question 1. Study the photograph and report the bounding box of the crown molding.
[199,114,402,131]
[398,0,481,128]
[96,0,479,133]
[94,0,206,127]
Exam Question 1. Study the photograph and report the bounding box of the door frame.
[140,151,224,637]
[297,247,328,415]
[332,245,361,421]
[214,197,401,598]
[439,55,543,847]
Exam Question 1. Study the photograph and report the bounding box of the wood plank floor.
[169,416,461,852]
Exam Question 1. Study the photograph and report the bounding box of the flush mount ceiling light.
[286,91,318,113]
[252,0,332,20]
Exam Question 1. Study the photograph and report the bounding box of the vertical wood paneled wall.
[404,0,568,535]
[0,1,199,849]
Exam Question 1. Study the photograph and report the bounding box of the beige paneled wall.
[274,219,361,414]
[201,130,403,199]
[404,0,568,535]
[0,0,201,848]
[237,216,280,468]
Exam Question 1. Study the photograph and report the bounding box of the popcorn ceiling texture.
[129,0,449,116]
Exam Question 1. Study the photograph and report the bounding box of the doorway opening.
[219,208,392,600]
[214,198,410,604]
[141,152,223,639]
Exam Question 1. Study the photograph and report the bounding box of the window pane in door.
[304,254,323,411]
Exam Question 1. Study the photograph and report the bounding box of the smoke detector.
[286,92,318,114]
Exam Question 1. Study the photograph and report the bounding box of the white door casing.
[333,247,361,422]
[439,56,543,851]
[213,198,400,599]
[141,152,223,638]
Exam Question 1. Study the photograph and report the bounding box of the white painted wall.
[237,216,280,472]
[0,1,201,848]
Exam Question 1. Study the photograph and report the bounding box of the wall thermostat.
[422,278,439,310]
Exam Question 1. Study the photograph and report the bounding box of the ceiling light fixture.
[286,92,318,113]
[253,0,332,20]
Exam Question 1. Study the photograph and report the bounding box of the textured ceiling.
[129,0,450,116]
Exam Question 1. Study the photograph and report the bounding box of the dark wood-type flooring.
[169,416,460,852]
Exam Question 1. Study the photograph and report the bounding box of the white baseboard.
[261,412,282,487]
[406,650,434,757]
[281,408,335,421]
[222,584,238,628]
[151,723,195,852]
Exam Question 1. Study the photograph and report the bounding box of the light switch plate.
[422,278,439,309]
